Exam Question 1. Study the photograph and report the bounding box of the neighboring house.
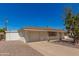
[18,27,65,42]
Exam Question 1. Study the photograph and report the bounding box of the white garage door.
[6,32,21,41]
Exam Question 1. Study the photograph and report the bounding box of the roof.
[19,27,65,32]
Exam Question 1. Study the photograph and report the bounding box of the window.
[48,32,57,36]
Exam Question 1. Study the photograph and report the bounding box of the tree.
[0,28,5,32]
[64,8,79,44]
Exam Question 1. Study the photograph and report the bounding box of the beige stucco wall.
[21,31,49,42]
[39,31,49,41]
[18,30,65,42]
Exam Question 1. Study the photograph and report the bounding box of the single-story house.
[18,27,65,42]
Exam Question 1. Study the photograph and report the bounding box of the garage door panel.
[40,32,48,41]
[6,32,21,41]
[29,31,40,42]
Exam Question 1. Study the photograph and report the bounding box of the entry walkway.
[28,41,79,56]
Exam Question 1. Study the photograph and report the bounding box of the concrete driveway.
[28,41,79,56]
[0,40,43,56]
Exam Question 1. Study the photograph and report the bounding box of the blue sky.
[0,3,79,31]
